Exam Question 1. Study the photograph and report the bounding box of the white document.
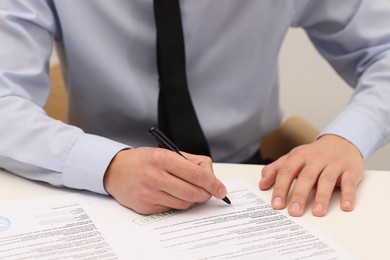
[0,195,129,259]
[0,181,356,259]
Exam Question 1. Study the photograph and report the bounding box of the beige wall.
[279,28,390,170]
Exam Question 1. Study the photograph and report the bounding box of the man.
[1,0,389,217]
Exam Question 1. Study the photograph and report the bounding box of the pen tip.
[222,196,231,205]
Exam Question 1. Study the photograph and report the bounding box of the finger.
[130,167,197,214]
[133,191,194,215]
[164,153,227,200]
[339,170,360,212]
[183,152,214,171]
[155,169,213,203]
[288,163,325,217]
[153,191,195,211]
[259,157,285,190]
[311,165,340,217]
[271,156,304,210]
[134,204,172,215]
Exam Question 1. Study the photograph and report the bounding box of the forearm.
[0,95,129,193]
[294,0,390,159]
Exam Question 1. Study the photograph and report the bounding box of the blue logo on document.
[0,216,11,233]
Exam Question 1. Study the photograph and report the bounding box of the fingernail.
[217,188,227,199]
[313,203,324,213]
[290,202,301,212]
[273,196,283,208]
[342,200,352,211]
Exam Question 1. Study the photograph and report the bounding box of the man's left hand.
[259,134,365,217]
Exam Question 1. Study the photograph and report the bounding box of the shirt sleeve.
[291,0,390,159]
[0,1,129,194]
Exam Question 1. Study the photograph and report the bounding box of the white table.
[1,163,389,259]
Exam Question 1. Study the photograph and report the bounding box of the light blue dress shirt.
[1,0,390,194]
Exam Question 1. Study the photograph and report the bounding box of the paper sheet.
[0,196,126,259]
[0,181,356,259]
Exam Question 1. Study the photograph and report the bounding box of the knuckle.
[291,191,307,202]
[342,160,354,170]
[314,193,329,203]
[133,190,162,215]
[137,188,154,203]
[273,186,289,197]
[209,179,221,194]
[277,167,296,179]
[202,156,212,165]
[342,169,363,185]
[342,190,354,200]
[176,200,193,210]
[298,171,316,182]
[318,172,338,184]
[289,146,307,157]
[185,188,199,202]
[148,149,165,165]
[132,198,151,215]
[278,162,299,176]
[340,179,356,193]
[261,165,273,177]
[134,205,150,215]
[189,168,201,183]
[141,170,160,188]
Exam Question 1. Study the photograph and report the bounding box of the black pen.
[148,127,231,205]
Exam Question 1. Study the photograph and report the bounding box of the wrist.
[104,148,133,195]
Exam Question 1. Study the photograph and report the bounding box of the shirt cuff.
[320,109,384,160]
[62,134,129,194]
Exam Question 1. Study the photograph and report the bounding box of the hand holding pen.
[149,127,231,205]
[104,128,230,215]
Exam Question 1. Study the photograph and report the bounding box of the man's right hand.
[103,147,227,215]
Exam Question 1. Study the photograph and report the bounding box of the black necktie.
[153,0,211,156]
